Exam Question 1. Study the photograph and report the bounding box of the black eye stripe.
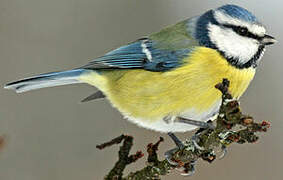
[222,24,263,41]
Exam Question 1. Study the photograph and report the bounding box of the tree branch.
[97,79,270,179]
[96,134,144,180]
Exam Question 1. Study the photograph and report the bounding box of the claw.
[165,149,197,176]
[165,147,179,166]
[165,132,185,166]
[219,145,228,159]
[181,161,197,176]
[181,169,195,176]
[192,134,205,151]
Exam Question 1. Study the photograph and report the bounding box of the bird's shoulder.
[149,18,199,50]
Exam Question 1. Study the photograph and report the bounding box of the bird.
[4,4,276,134]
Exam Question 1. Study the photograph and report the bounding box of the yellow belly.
[80,47,255,122]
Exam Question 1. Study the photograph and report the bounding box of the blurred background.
[0,0,282,179]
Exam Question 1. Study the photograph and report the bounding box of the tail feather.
[4,69,85,93]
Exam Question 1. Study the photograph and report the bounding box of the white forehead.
[214,10,266,36]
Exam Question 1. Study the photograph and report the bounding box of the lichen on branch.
[97,79,270,180]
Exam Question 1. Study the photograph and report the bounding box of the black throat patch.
[219,45,265,69]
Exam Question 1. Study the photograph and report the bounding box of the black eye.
[222,24,262,40]
[222,24,249,36]
[237,27,248,36]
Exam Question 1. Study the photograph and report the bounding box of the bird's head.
[194,4,276,68]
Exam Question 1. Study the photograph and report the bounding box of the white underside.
[123,100,221,133]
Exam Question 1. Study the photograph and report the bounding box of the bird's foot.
[165,132,185,166]
[165,147,197,176]
[176,160,197,176]
[164,147,180,166]
[191,133,205,151]
[189,120,215,151]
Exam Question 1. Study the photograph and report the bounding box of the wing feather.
[81,20,198,72]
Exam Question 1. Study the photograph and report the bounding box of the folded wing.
[81,36,195,72]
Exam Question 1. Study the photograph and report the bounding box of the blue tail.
[4,69,85,93]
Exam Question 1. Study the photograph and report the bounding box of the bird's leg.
[168,132,185,149]
[165,132,185,165]
[165,118,216,165]
[176,117,215,151]
[176,117,215,129]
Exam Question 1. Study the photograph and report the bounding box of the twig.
[96,134,127,150]
[125,137,171,180]
[97,134,144,180]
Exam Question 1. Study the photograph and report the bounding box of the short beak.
[261,34,277,45]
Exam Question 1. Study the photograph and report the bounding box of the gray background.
[0,0,282,179]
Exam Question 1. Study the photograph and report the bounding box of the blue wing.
[81,38,192,72]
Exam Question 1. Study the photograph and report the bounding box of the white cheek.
[208,23,259,64]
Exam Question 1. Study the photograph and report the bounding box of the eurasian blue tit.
[5,4,276,133]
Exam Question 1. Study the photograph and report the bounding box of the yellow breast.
[80,47,255,122]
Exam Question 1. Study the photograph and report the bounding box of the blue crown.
[217,4,257,23]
